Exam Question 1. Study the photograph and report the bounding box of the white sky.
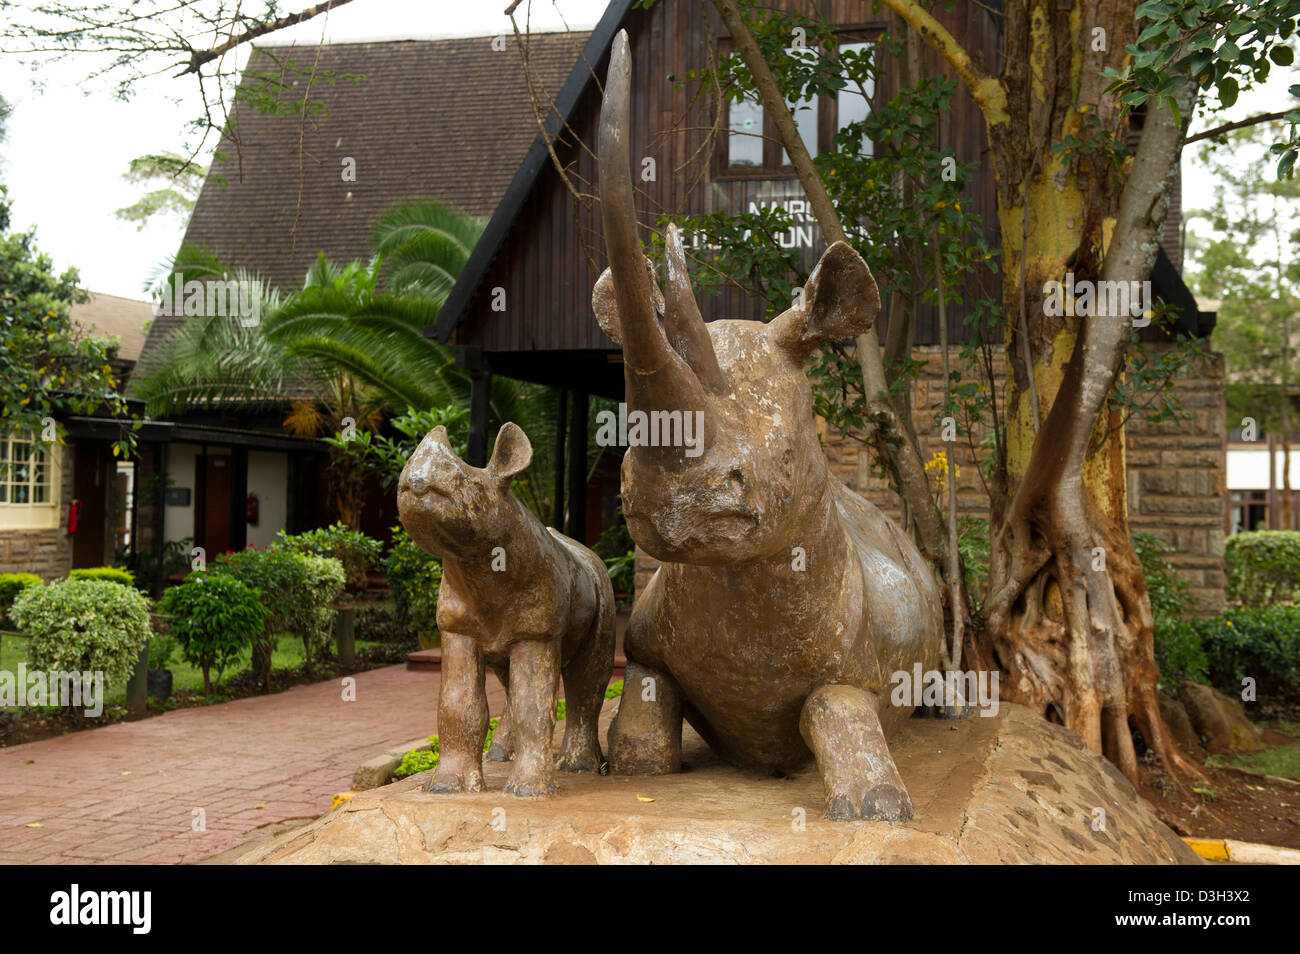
[0,1,1294,300]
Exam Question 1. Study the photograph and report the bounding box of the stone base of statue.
[237,701,1200,865]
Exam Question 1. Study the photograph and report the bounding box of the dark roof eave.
[62,416,329,453]
[433,0,634,344]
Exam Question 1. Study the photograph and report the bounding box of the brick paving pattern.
[0,665,503,864]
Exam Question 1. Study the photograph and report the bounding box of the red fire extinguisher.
[246,493,259,526]
[68,499,81,534]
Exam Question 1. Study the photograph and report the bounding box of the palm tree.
[264,199,569,523]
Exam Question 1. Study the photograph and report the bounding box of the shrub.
[148,633,179,670]
[69,566,135,588]
[211,547,309,687]
[355,604,406,644]
[287,553,346,671]
[1196,606,1300,699]
[1134,532,1201,689]
[1225,530,1300,604]
[384,527,441,639]
[276,523,383,591]
[160,573,268,693]
[1134,532,1192,623]
[1152,618,1210,688]
[10,578,152,687]
[0,572,42,617]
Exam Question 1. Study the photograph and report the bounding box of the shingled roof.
[135,29,589,374]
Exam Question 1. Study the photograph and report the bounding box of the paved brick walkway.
[0,665,504,864]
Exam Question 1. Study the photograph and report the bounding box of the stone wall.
[635,345,1226,615]
[0,441,75,581]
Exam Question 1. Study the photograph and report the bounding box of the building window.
[0,434,60,530]
[720,37,877,177]
[1229,490,1268,534]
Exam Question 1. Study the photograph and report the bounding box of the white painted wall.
[163,443,198,543]
[1227,446,1300,490]
[246,450,289,548]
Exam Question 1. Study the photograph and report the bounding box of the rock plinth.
[239,703,1201,865]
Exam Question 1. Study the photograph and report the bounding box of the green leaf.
[1227,18,1253,36]
[1218,76,1240,108]
[1278,149,1298,180]
[1270,45,1295,66]
[1219,40,1241,62]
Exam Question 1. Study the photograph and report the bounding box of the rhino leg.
[556,608,615,774]
[799,685,913,822]
[423,631,487,794]
[485,662,515,762]
[607,660,683,775]
[502,638,560,798]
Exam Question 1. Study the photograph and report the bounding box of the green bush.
[160,573,268,693]
[289,553,346,670]
[384,527,441,639]
[1134,532,1202,689]
[355,604,406,644]
[210,547,308,684]
[1134,532,1193,623]
[593,518,635,596]
[69,566,135,588]
[148,633,179,670]
[0,572,42,617]
[1225,531,1300,604]
[10,578,152,686]
[211,547,345,677]
[1152,618,1210,687]
[1196,606,1300,698]
[276,523,383,591]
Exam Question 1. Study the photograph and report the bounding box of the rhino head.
[594,30,881,566]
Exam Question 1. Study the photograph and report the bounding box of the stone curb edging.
[1183,837,1300,864]
[351,736,433,790]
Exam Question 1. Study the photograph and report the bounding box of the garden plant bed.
[0,640,416,748]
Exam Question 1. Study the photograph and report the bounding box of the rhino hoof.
[824,793,858,821]
[861,784,913,822]
[504,775,558,798]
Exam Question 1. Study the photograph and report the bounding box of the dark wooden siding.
[456,0,1005,353]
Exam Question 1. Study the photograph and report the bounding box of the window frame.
[0,433,61,530]
[713,26,883,181]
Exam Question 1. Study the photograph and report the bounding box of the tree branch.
[180,0,358,75]
[872,0,1007,126]
[1184,109,1293,146]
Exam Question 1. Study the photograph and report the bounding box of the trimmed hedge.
[69,566,136,588]
[10,578,152,686]
[0,572,42,615]
[1225,530,1300,604]
[1157,606,1300,699]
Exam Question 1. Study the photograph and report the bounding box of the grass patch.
[1229,742,1300,781]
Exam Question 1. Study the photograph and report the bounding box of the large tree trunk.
[970,5,1202,781]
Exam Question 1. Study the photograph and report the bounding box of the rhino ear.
[592,258,665,348]
[486,422,532,489]
[771,242,879,357]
